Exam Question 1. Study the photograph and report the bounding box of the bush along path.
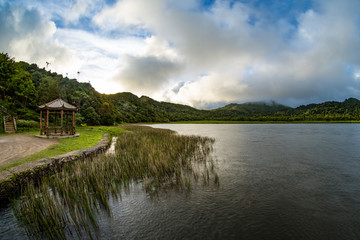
[12,125,219,240]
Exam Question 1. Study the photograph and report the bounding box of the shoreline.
[151,120,360,124]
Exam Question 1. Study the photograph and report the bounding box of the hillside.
[103,93,208,122]
[1,53,360,126]
[216,101,291,114]
[287,98,360,121]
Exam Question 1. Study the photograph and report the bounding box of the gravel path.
[0,135,58,169]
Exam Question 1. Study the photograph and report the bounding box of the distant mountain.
[216,101,291,115]
[287,98,360,121]
[1,52,359,126]
[294,97,360,113]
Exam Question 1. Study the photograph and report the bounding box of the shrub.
[16,119,39,130]
[100,113,114,126]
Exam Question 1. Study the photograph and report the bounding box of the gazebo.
[38,98,77,136]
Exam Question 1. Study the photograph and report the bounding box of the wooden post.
[13,117,16,132]
[66,113,69,134]
[54,113,57,134]
[3,116,6,133]
[39,110,42,135]
[60,110,63,135]
[46,109,49,136]
[72,111,76,135]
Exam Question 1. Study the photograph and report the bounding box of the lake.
[1,124,360,239]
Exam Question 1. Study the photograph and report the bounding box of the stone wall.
[0,134,110,202]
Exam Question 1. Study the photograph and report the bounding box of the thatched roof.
[38,98,77,110]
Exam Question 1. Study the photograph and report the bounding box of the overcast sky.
[1,0,360,109]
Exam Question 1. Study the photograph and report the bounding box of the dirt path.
[0,135,58,169]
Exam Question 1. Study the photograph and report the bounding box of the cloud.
[109,35,184,96]
[13,0,106,27]
[54,28,146,93]
[163,71,248,109]
[94,0,273,69]
[114,54,184,96]
[0,2,74,71]
[60,0,101,25]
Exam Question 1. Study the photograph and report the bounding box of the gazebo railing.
[41,126,76,136]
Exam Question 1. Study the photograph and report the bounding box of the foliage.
[100,113,114,126]
[81,106,100,126]
[0,111,3,133]
[285,98,360,121]
[0,53,37,116]
[16,119,39,130]
[36,76,60,104]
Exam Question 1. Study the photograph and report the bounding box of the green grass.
[12,125,217,239]
[0,126,125,172]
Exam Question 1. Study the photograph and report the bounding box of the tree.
[0,53,37,115]
[81,106,100,126]
[0,53,16,101]
[98,102,115,125]
[100,113,114,126]
[37,76,60,104]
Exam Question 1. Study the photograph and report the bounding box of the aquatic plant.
[12,125,217,239]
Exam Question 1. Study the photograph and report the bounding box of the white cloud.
[0,2,75,72]
[53,28,147,93]
[14,0,106,26]
[355,72,360,80]
[109,35,184,96]
[63,0,100,25]
[164,71,248,108]
[114,54,183,96]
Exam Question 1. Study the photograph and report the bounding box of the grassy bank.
[12,125,217,239]
[0,126,124,172]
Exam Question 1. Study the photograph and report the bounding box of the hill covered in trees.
[1,53,360,126]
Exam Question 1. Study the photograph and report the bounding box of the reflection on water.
[105,136,118,156]
[2,124,360,239]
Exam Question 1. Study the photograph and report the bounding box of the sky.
[1,0,360,109]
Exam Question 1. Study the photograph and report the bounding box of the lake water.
[1,124,360,239]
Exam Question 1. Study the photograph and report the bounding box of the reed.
[12,125,217,239]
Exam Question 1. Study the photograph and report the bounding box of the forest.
[1,52,360,129]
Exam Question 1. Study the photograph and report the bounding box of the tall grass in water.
[12,125,217,239]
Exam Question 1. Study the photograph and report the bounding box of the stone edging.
[0,133,111,202]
